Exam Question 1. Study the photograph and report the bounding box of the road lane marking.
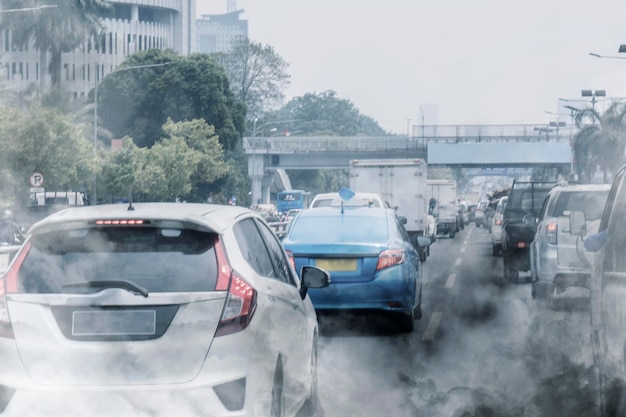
[422,311,443,341]
[454,257,462,266]
[445,273,456,288]
[460,247,466,253]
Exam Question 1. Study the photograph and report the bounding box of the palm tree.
[0,0,112,91]
[571,101,626,183]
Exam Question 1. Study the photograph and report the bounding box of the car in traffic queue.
[474,200,489,228]
[456,200,469,231]
[568,164,626,413]
[491,196,508,256]
[309,191,388,208]
[0,202,329,417]
[530,183,609,301]
[281,204,432,333]
[501,181,556,282]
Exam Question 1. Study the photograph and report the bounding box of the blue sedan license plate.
[316,258,357,271]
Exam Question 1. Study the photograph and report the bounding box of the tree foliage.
[571,101,626,183]
[0,0,112,90]
[98,119,230,203]
[269,90,388,136]
[97,50,246,151]
[214,39,291,118]
[258,90,387,196]
[0,104,94,204]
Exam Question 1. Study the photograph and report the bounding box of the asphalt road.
[313,223,598,417]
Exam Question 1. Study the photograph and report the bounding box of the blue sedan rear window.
[289,216,388,243]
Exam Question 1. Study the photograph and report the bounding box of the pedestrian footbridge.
[244,124,574,204]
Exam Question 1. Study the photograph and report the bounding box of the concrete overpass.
[244,124,575,204]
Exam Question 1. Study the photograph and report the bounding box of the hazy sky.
[197,0,626,134]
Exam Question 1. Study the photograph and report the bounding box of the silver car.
[0,202,329,416]
[530,184,609,300]
[491,196,508,256]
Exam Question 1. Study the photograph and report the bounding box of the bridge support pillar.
[249,154,264,205]
[261,175,274,205]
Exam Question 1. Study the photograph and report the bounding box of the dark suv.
[501,180,556,282]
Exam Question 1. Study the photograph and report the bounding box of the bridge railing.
[243,124,575,154]
[243,136,427,153]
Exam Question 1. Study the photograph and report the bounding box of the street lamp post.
[581,90,606,121]
[92,62,173,205]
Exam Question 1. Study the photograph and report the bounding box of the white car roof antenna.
[128,185,135,211]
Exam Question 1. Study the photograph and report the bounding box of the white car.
[0,202,329,416]
[530,184,609,300]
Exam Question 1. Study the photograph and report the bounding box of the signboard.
[29,172,44,187]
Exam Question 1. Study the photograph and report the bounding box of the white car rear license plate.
[72,310,157,336]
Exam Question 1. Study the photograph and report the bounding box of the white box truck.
[427,179,459,238]
[349,158,428,243]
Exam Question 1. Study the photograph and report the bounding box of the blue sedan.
[282,206,429,332]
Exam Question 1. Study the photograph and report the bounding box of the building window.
[25,63,28,80]
[12,62,16,80]
[19,62,23,80]
[64,63,69,81]
[36,63,39,80]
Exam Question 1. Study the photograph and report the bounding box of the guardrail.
[268,221,290,238]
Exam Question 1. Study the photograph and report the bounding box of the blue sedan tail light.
[376,249,405,271]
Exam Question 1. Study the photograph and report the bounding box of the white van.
[29,191,86,207]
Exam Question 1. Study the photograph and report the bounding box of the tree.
[214,39,291,118]
[571,101,626,183]
[97,137,142,203]
[98,119,230,203]
[0,105,94,204]
[0,0,112,91]
[263,90,388,195]
[97,50,246,151]
[271,90,388,136]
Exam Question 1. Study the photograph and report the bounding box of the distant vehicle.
[349,159,429,247]
[491,196,508,256]
[276,190,311,213]
[310,191,387,208]
[457,200,469,228]
[285,209,302,221]
[474,200,489,228]
[427,180,458,238]
[282,205,432,333]
[530,183,609,301]
[0,202,330,416]
[29,190,86,207]
[501,180,556,282]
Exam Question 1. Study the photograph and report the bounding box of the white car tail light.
[214,239,257,337]
[0,242,30,339]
